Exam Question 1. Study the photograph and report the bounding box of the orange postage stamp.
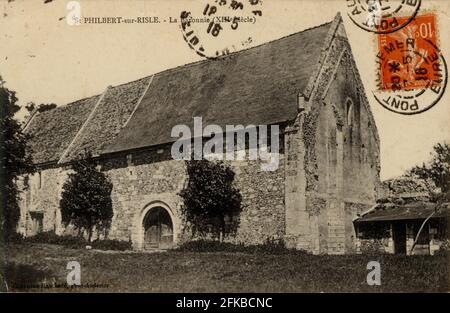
[377,14,441,91]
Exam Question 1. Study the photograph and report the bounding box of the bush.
[17,231,132,251]
[7,232,25,244]
[179,160,242,240]
[435,240,449,256]
[2,262,51,290]
[91,239,132,251]
[20,231,86,249]
[60,157,113,243]
[174,239,305,255]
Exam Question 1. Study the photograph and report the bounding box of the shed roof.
[354,202,450,223]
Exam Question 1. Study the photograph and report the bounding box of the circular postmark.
[346,0,422,34]
[179,0,263,59]
[373,14,447,115]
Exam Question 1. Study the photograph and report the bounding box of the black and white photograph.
[0,0,449,300]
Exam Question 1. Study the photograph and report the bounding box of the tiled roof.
[24,96,99,164]
[24,17,338,164]
[58,77,151,163]
[102,21,333,154]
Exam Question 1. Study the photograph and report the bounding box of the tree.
[0,76,35,241]
[25,102,57,114]
[407,142,450,254]
[179,159,242,241]
[24,102,57,122]
[408,142,450,199]
[60,157,113,242]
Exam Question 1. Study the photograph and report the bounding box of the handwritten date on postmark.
[180,0,263,59]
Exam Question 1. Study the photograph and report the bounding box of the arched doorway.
[143,206,173,249]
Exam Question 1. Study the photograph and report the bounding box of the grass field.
[3,243,449,292]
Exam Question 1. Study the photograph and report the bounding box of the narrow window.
[38,171,42,189]
[29,212,44,235]
[346,99,354,127]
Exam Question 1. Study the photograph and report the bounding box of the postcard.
[0,0,449,297]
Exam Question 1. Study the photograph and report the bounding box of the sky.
[0,0,449,180]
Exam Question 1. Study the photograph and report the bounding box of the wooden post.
[409,206,439,255]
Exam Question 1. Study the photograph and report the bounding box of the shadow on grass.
[172,239,304,255]
[1,262,52,291]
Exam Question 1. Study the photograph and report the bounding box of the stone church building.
[18,14,381,254]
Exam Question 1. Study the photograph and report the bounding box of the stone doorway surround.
[143,206,173,249]
[131,194,181,250]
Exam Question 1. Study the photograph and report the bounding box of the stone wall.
[100,142,286,249]
[227,156,286,244]
[296,21,380,254]
[284,116,311,250]
[19,142,286,249]
[100,147,186,248]
[18,166,66,236]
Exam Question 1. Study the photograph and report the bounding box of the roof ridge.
[301,13,343,99]
[205,20,334,61]
[103,19,334,87]
[39,77,149,115]
[36,20,334,112]
[31,94,100,119]
[104,75,153,90]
